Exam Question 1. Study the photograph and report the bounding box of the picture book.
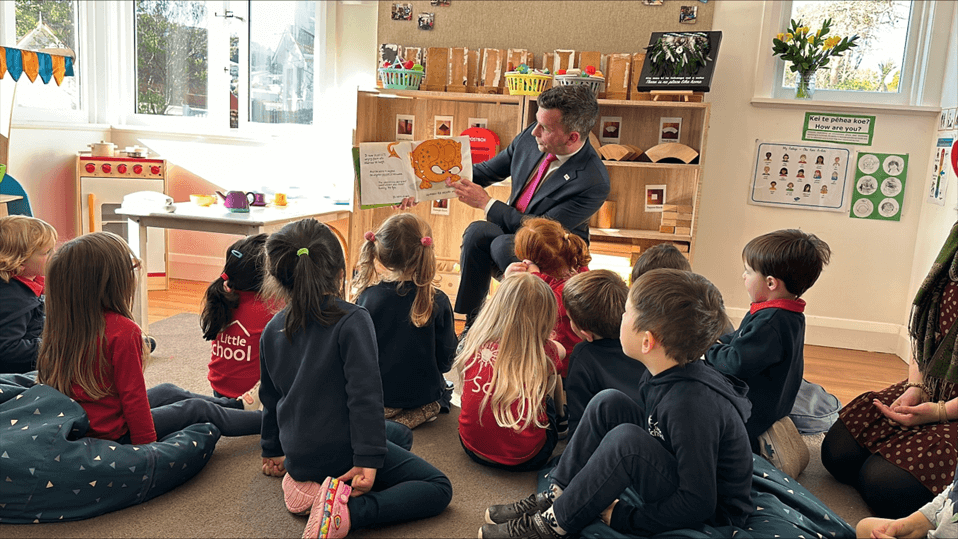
[357,136,472,208]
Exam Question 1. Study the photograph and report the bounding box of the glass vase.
[794,68,817,99]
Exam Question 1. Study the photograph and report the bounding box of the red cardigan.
[71,311,156,444]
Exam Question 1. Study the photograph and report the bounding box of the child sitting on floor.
[455,273,566,472]
[705,229,831,454]
[201,234,273,404]
[504,216,590,378]
[258,218,451,538]
[562,269,643,438]
[480,269,752,539]
[629,242,690,285]
[351,213,457,428]
[0,215,56,374]
[36,232,262,445]
[856,473,958,538]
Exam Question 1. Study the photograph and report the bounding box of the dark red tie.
[515,154,557,213]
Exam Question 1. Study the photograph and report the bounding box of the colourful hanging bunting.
[6,47,22,81]
[0,45,75,84]
[36,52,52,84]
[21,50,38,82]
[0,47,6,80]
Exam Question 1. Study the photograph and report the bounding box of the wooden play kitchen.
[351,88,709,293]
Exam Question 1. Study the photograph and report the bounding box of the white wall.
[702,1,953,357]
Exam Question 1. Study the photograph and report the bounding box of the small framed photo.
[645,184,667,212]
[599,116,622,144]
[942,110,950,131]
[434,115,453,138]
[467,117,488,129]
[642,0,663,5]
[948,108,957,130]
[396,114,415,140]
[430,0,450,5]
[680,5,698,24]
[659,117,682,144]
[418,12,435,30]
[431,198,450,215]
[391,3,412,21]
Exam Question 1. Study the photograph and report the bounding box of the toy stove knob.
[133,164,143,174]
[101,163,111,173]
[150,166,161,175]
[85,163,96,173]
[118,164,128,173]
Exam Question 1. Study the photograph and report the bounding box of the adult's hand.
[449,177,491,210]
[397,197,418,210]
[874,399,938,427]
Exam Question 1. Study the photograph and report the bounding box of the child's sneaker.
[302,476,352,539]
[485,492,554,524]
[758,416,810,478]
[283,473,320,516]
[480,512,562,539]
[555,405,569,441]
[238,381,262,411]
[383,407,402,419]
[145,335,157,353]
[390,401,441,429]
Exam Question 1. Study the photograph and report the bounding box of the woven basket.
[554,74,605,95]
[504,73,552,96]
[379,67,424,90]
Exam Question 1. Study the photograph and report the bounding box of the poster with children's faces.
[749,142,851,212]
[849,151,908,221]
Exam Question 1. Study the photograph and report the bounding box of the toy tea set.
[190,191,287,213]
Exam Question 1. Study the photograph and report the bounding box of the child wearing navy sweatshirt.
[0,215,56,374]
[706,229,831,451]
[562,269,644,438]
[258,219,451,539]
[480,269,752,539]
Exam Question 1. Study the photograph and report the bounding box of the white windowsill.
[750,97,941,116]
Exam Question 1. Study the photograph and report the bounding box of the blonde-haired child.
[36,232,261,446]
[351,213,457,428]
[0,215,57,373]
[455,272,566,472]
[505,216,590,377]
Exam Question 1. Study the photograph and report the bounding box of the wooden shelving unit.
[350,89,710,284]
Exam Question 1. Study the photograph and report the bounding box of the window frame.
[753,0,951,109]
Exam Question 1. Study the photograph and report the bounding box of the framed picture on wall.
[396,114,415,140]
[599,116,622,144]
[434,115,453,138]
[636,31,723,92]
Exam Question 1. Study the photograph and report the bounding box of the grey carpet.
[2,313,873,537]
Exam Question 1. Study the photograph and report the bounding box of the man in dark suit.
[450,84,610,327]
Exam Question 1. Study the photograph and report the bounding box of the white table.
[117,201,351,334]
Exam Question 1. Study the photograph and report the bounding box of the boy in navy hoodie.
[562,269,645,438]
[705,229,831,451]
[480,268,753,539]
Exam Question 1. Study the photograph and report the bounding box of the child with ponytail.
[200,234,273,404]
[351,213,457,429]
[455,272,566,472]
[258,218,451,538]
[505,216,591,377]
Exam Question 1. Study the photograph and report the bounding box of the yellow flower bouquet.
[771,18,859,98]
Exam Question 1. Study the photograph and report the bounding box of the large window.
[12,0,79,111]
[782,1,911,94]
[134,0,317,128]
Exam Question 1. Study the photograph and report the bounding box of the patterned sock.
[544,484,563,502]
[541,506,567,535]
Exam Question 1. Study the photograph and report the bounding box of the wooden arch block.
[644,143,699,164]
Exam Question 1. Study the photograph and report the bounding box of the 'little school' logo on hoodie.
[648,415,663,441]
[212,320,254,361]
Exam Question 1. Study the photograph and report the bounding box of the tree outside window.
[14,0,79,110]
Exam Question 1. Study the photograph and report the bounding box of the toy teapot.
[215,191,250,213]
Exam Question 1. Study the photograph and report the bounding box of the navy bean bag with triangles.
[0,373,220,523]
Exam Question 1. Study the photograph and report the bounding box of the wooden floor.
[149,279,908,405]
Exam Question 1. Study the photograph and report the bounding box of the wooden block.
[628,53,646,100]
[403,46,423,65]
[600,144,632,161]
[506,49,531,72]
[577,51,602,72]
[671,242,690,253]
[662,204,694,213]
[644,143,699,164]
[450,47,468,86]
[661,219,693,228]
[588,132,601,152]
[480,48,505,92]
[596,200,616,228]
[553,49,575,73]
[623,144,643,161]
[674,227,692,235]
[424,47,449,90]
[466,49,480,92]
[659,226,675,233]
[661,211,692,220]
[604,53,631,100]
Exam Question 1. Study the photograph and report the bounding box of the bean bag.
[0,373,220,523]
[537,453,854,539]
